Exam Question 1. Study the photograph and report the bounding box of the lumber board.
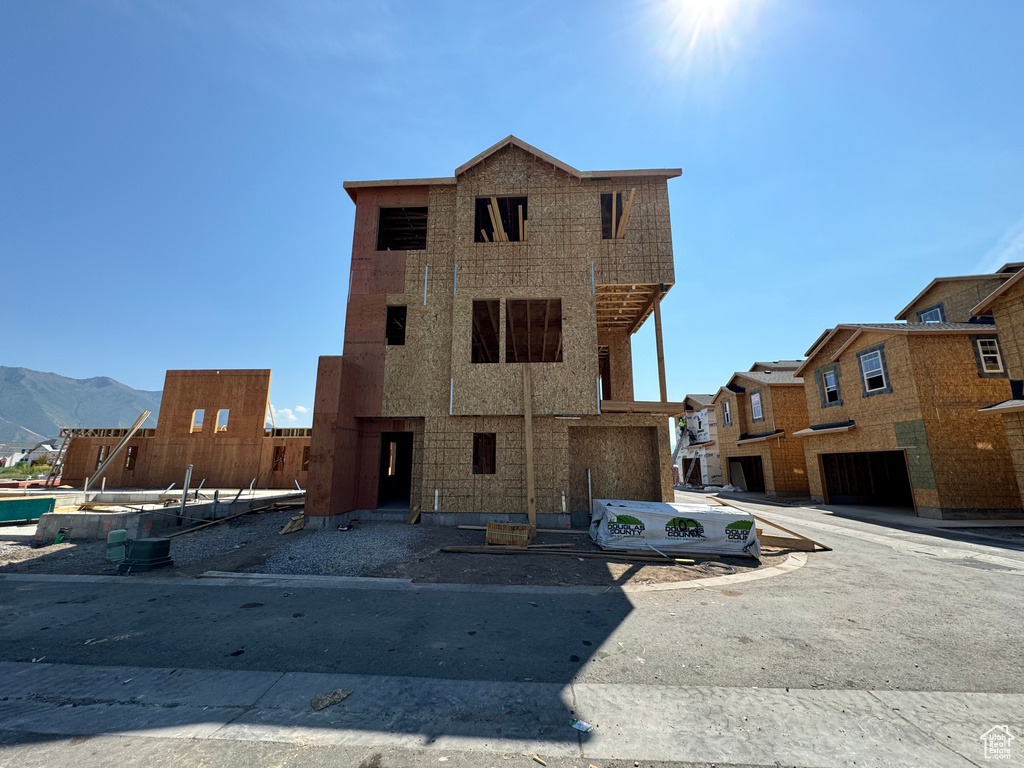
[653,297,667,402]
[486,204,502,242]
[490,196,507,242]
[407,508,421,525]
[457,525,587,535]
[441,545,684,564]
[518,205,524,243]
[759,533,815,552]
[708,496,832,551]
[523,364,537,528]
[166,508,253,538]
[480,229,490,242]
[616,187,636,238]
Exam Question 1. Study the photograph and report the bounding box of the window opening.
[977,338,1004,373]
[918,306,944,322]
[377,207,427,251]
[272,445,286,472]
[301,445,310,472]
[601,189,636,239]
[474,197,527,242]
[473,433,496,475]
[750,392,763,421]
[386,306,407,346]
[191,409,204,434]
[860,350,888,392]
[125,445,137,471]
[822,370,840,403]
[505,299,563,363]
[723,400,732,426]
[216,409,229,432]
[471,300,501,363]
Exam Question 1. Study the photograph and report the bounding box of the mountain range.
[0,367,161,442]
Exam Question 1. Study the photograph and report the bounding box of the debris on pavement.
[570,718,594,732]
[309,688,352,712]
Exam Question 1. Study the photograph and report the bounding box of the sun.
[650,0,753,76]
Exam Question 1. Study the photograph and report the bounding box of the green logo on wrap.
[665,517,704,539]
[726,519,753,541]
[607,514,645,536]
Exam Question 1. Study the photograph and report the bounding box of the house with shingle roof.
[793,320,1021,519]
[712,367,810,497]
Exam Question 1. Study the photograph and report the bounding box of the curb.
[0,554,808,595]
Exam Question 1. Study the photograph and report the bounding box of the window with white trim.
[859,350,887,392]
[918,305,944,323]
[722,400,732,426]
[821,369,840,404]
[750,391,763,421]
[976,338,1004,373]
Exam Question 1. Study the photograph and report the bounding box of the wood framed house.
[674,394,722,487]
[972,269,1024,510]
[306,137,684,527]
[793,323,1020,519]
[895,263,1022,323]
[712,364,810,497]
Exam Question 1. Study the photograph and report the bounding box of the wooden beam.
[480,229,490,242]
[654,295,667,402]
[518,205,524,243]
[526,299,532,362]
[523,364,537,530]
[486,204,502,243]
[627,288,660,335]
[709,496,833,552]
[616,188,636,239]
[542,300,550,363]
[490,197,507,242]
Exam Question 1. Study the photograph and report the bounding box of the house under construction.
[61,369,311,490]
[306,136,684,527]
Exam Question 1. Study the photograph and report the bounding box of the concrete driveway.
[0,490,1021,767]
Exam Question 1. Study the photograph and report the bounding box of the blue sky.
[3,0,1023,428]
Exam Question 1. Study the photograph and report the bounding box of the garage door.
[821,450,914,508]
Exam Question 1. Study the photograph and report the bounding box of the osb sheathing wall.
[307,143,677,519]
[597,329,634,401]
[985,281,1024,508]
[908,333,1018,514]
[799,330,1019,515]
[716,378,810,496]
[800,331,930,504]
[62,370,310,490]
[903,277,1006,322]
[989,280,1024,375]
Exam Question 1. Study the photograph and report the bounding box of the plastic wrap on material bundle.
[589,499,760,559]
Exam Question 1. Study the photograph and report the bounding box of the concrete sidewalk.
[0,661,1019,767]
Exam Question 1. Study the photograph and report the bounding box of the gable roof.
[734,370,803,386]
[343,136,682,201]
[683,394,716,408]
[973,268,1024,316]
[894,273,1012,321]
[795,321,988,376]
[749,360,803,372]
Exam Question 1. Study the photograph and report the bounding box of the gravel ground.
[251,521,427,576]
[0,511,299,576]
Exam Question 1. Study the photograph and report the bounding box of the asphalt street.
[0,492,1022,767]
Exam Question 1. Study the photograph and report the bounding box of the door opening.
[377,431,414,509]
[728,456,766,493]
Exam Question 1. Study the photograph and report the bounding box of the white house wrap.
[589,499,761,559]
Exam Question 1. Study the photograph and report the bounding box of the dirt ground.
[361,526,789,586]
[0,512,793,586]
